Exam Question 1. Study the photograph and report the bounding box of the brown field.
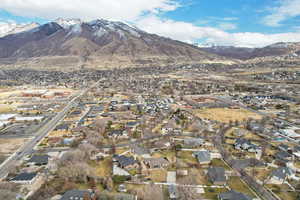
[0,138,28,154]
[194,108,262,123]
[147,169,167,182]
[0,104,14,113]
[95,157,112,177]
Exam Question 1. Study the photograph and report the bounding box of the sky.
[0,0,300,47]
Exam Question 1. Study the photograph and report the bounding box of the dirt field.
[0,104,14,113]
[0,138,28,154]
[194,108,262,123]
[0,88,74,100]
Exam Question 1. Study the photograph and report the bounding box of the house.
[234,138,261,153]
[90,152,109,161]
[184,138,204,147]
[143,158,169,169]
[218,190,253,200]
[108,130,128,139]
[248,122,264,133]
[54,124,70,132]
[207,167,226,185]
[131,145,151,158]
[113,155,139,169]
[193,150,211,164]
[278,144,290,152]
[293,146,300,157]
[10,172,38,184]
[126,121,139,129]
[151,140,171,152]
[275,151,293,164]
[27,154,49,166]
[269,167,293,184]
[232,159,265,170]
[60,189,95,200]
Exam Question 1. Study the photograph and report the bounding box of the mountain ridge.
[0,19,231,69]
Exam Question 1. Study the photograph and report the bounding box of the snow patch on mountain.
[94,27,108,37]
[55,18,81,29]
[0,22,39,37]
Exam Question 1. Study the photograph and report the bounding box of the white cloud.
[1,0,300,48]
[0,0,179,21]
[136,16,300,47]
[218,23,237,30]
[262,0,300,26]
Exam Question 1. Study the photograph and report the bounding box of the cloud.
[1,0,300,48]
[135,16,300,47]
[217,23,237,30]
[0,0,179,21]
[262,0,300,26]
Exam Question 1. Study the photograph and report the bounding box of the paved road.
[0,81,100,179]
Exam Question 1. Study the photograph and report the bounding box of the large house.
[207,167,226,185]
[108,130,128,139]
[184,138,204,147]
[10,172,38,185]
[275,151,293,164]
[193,150,211,165]
[234,138,261,153]
[269,167,294,184]
[27,154,49,166]
[143,157,169,169]
[131,145,151,158]
[113,155,139,169]
[60,189,95,200]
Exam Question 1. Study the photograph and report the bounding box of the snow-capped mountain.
[0,22,39,37]
[0,18,222,68]
[55,18,82,29]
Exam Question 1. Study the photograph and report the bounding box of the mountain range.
[0,18,299,69]
[200,42,300,60]
[0,19,226,69]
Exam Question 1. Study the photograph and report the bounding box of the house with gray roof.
[269,167,294,184]
[193,150,211,164]
[218,190,253,200]
[235,138,261,153]
[207,167,226,185]
[232,159,265,170]
[275,151,293,164]
[293,146,300,157]
[108,130,128,139]
[27,154,49,166]
[184,138,204,147]
[60,189,94,200]
[10,172,38,185]
[143,157,169,169]
[131,145,150,158]
[113,155,139,169]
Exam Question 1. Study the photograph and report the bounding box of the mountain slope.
[0,19,229,69]
[200,42,300,60]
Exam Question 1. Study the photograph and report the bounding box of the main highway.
[0,81,99,179]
